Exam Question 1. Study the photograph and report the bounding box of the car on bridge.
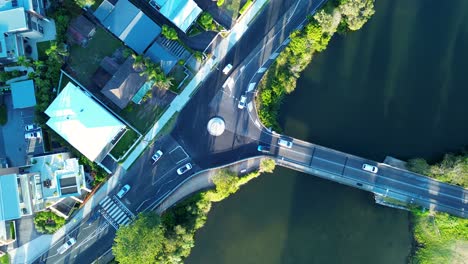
[362,164,378,173]
[57,237,76,254]
[278,138,293,148]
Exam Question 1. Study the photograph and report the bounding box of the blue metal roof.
[10,79,36,109]
[120,13,161,54]
[0,174,21,221]
[145,42,177,74]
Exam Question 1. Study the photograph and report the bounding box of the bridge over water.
[262,134,468,218]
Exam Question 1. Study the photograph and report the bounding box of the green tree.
[74,0,95,7]
[162,25,178,41]
[407,158,431,175]
[198,12,214,30]
[45,42,69,62]
[339,0,375,31]
[313,9,340,34]
[17,55,31,67]
[113,212,165,264]
[260,158,276,173]
[34,211,66,234]
[131,54,145,70]
[205,170,239,202]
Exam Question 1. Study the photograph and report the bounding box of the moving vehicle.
[24,124,38,131]
[177,163,192,175]
[57,238,76,254]
[222,64,233,74]
[257,145,270,153]
[362,164,378,173]
[25,131,41,139]
[151,150,163,163]
[116,184,130,198]
[238,95,247,109]
[278,138,293,148]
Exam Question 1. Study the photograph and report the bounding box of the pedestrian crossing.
[99,196,135,229]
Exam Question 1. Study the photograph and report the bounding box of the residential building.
[0,0,50,64]
[0,152,88,222]
[67,15,96,47]
[148,0,202,33]
[45,82,127,164]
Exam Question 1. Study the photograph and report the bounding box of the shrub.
[162,25,178,40]
[217,0,224,7]
[239,0,253,15]
[34,211,66,234]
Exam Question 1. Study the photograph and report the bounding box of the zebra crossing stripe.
[99,196,110,207]
[111,210,125,221]
[107,203,119,216]
[121,218,130,226]
[115,214,128,224]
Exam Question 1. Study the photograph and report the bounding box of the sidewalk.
[121,0,270,170]
[7,1,270,263]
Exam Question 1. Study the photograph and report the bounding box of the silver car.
[57,238,76,254]
[177,163,192,175]
[362,164,378,173]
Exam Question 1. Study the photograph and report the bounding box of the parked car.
[278,138,293,148]
[151,150,163,163]
[222,64,233,74]
[57,238,76,254]
[24,124,38,131]
[177,163,192,175]
[362,164,378,173]
[25,131,41,139]
[257,145,270,153]
[116,184,131,199]
[238,95,247,109]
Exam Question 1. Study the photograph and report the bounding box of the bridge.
[258,133,467,218]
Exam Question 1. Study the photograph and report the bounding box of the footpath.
[7,1,269,263]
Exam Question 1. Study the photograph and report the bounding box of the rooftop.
[10,79,37,108]
[152,0,202,32]
[45,82,126,162]
[0,174,21,221]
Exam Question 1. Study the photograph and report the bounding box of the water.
[187,0,468,263]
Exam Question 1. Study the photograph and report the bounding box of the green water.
[187,0,468,263]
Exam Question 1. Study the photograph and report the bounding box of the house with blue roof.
[0,0,52,64]
[149,0,202,33]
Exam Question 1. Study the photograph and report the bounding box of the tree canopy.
[34,211,66,234]
[339,0,375,31]
[162,25,178,40]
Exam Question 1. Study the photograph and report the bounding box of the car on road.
[177,163,192,175]
[238,95,247,109]
[222,64,233,74]
[25,131,41,139]
[152,150,163,163]
[57,238,76,254]
[362,164,378,173]
[278,138,293,148]
[24,124,38,131]
[257,145,270,153]
[116,184,131,199]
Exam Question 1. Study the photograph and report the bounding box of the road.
[33,0,326,262]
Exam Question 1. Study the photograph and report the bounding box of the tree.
[34,211,66,234]
[198,12,214,30]
[205,170,239,202]
[74,0,95,7]
[407,158,431,175]
[313,9,341,34]
[162,25,178,41]
[339,0,375,31]
[45,42,69,62]
[113,212,165,264]
[131,54,145,70]
[17,55,31,67]
[260,158,276,173]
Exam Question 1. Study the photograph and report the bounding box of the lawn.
[110,128,139,159]
[121,102,165,133]
[68,28,123,87]
[169,65,189,93]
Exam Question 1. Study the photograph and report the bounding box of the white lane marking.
[247,82,256,92]
[247,102,253,112]
[258,67,266,73]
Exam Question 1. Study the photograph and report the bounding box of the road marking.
[257,67,266,73]
[240,65,245,72]
[269,52,279,60]
[247,82,256,92]
[254,120,261,128]
[247,102,253,112]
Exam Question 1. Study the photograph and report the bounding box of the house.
[100,56,149,109]
[94,0,161,54]
[45,82,127,163]
[148,0,202,33]
[10,79,36,109]
[0,0,50,65]
[0,152,88,222]
[67,15,96,47]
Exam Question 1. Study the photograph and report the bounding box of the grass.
[411,209,468,263]
[68,27,123,87]
[36,41,52,60]
[110,129,139,159]
[9,222,15,240]
[121,102,165,134]
[155,111,179,139]
[0,254,9,264]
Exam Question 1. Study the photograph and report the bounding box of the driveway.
[0,95,37,166]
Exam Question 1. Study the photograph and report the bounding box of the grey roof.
[0,174,21,221]
[145,42,177,74]
[94,0,115,23]
[99,0,139,37]
[120,12,161,54]
[10,79,36,109]
[101,57,147,109]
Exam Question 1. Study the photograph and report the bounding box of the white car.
[57,238,76,254]
[238,95,247,109]
[222,64,233,74]
[116,184,130,198]
[362,164,378,173]
[177,163,192,175]
[278,138,293,148]
[24,124,38,131]
[151,150,163,163]
[25,131,41,139]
